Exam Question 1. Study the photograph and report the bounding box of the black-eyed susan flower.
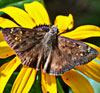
[0,1,100,93]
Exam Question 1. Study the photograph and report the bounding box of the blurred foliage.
[0,0,42,15]
[0,0,100,93]
[45,0,100,27]
[0,0,42,8]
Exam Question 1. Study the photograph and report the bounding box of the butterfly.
[2,25,98,75]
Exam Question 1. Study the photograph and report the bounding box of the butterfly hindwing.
[43,48,75,75]
[2,26,49,68]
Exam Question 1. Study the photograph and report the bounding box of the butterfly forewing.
[2,26,49,68]
[58,36,98,64]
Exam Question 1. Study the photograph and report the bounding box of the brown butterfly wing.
[2,26,49,68]
[44,36,98,75]
[2,26,98,75]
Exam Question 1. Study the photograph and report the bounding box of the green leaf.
[4,72,19,93]
[29,70,42,93]
[0,55,15,66]
[3,62,21,93]
[69,87,74,93]
[57,76,69,93]
[56,78,64,93]
[8,72,19,84]
[4,83,12,93]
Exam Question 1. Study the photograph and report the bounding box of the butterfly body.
[2,25,98,75]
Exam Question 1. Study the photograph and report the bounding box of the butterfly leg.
[36,48,44,70]
[43,50,52,73]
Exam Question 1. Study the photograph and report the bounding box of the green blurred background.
[1,0,100,27]
[45,0,100,27]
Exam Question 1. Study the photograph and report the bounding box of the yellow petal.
[84,42,100,62]
[11,66,27,93]
[61,25,100,40]
[0,43,15,58]
[75,61,100,82]
[11,66,37,93]
[54,14,73,33]
[41,70,57,93]
[0,32,15,58]
[0,31,5,42]
[22,68,37,93]
[0,57,21,93]
[0,6,36,28]
[24,1,50,26]
[61,69,94,93]
[0,17,19,28]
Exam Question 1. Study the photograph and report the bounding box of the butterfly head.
[49,25,58,35]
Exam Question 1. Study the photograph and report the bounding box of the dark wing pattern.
[44,36,98,75]
[2,25,98,75]
[2,25,49,68]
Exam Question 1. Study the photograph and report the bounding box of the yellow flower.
[0,1,100,93]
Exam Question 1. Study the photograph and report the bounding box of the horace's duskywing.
[2,25,98,75]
